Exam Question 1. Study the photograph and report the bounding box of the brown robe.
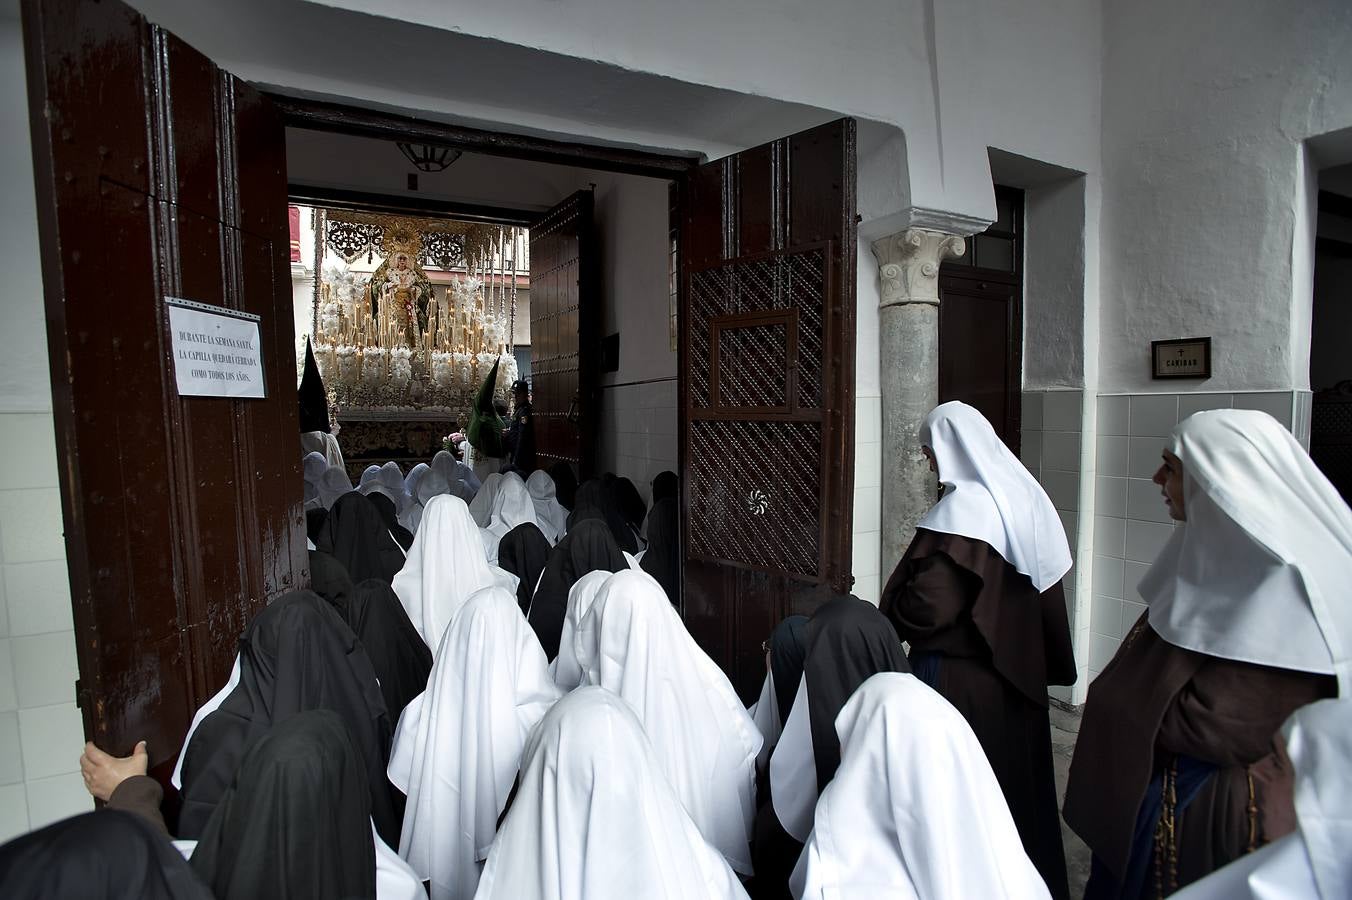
[882,528,1076,900]
[1063,613,1335,898]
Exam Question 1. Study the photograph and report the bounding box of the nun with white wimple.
[392,494,519,649]
[790,672,1050,900]
[576,569,762,875]
[879,400,1075,898]
[388,585,561,900]
[1065,409,1347,899]
[398,464,430,534]
[474,687,750,900]
[468,472,503,527]
[1170,698,1352,900]
[479,473,541,564]
[526,469,569,544]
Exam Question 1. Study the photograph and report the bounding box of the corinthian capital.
[870,229,966,309]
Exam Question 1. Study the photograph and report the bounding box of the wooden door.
[680,119,857,701]
[23,0,304,782]
[529,191,599,477]
[938,185,1024,450]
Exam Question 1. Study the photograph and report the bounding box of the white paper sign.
[166,298,267,399]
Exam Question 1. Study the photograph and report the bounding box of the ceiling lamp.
[397,142,462,173]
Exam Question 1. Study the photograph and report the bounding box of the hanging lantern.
[396,141,462,173]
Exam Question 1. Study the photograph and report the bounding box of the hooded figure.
[639,497,679,605]
[302,451,329,489]
[549,569,613,691]
[387,586,561,900]
[576,570,762,875]
[363,461,410,514]
[479,473,540,564]
[549,461,578,511]
[298,337,331,435]
[526,469,569,544]
[175,591,400,847]
[527,519,631,660]
[467,359,507,461]
[468,471,503,527]
[189,711,377,900]
[881,401,1076,898]
[391,494,519,649]
[348,579,434,722]
[431,449,480,499]
[474,688,751,900]
[749,615,810,773]
[1169,698,1352,900]
[568,476,639,553]
[318,465,355,510]
[1065,410,1345,899]
[400,470,451,537]
[0,809,213,900]
[315,492,406,584]
[402,462,430,500]
[309,547,356,621]
[790,673,1051,900]
[367,492,415,553]
[497,522,551,613]
[770,595,911,843]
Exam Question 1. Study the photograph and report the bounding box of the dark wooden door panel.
[680,119,856,701]
[938,278,1021,449]
[529,191,598,476]
[23,0,304,777]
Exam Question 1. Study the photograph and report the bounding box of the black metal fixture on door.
[397,141,462,173]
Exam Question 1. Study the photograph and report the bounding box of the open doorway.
[1310,166,1352,501]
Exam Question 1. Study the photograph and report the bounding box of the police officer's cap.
[511,379,531,393]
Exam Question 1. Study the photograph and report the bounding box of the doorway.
[1310,175,1352,501]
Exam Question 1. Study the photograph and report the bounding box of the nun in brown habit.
[880,401,1076,900]
[1064,410,1349,899]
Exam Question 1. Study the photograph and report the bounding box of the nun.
[402,470,452,536]
[388,586,561,900]
[640,494,679,605]
[318,465,356,510]
[302,450,328,491]
[790,672,1051,900]
[749,616,809,776]
[549,569,614,691]
[468,472,504,527]
[347,579,434,722]
[392,494,519,649]
[479,472,541,564]
[497,522,551,613]
[548,460,579,511]
[315,492,406,584]
[1169,698,1351,900]
[403,462,430,503]
[1065,410,1346,899]
[367,492,415,553]
[568,476,639,553]
[880,400,1075,898]
[526,468,569,543]
[0,809,213,899]
[173,591,401,846]
[527,519,631,659]
[576,569,762,875]
[474,688,751,900]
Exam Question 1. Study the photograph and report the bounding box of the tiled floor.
[1051,703,1091,898]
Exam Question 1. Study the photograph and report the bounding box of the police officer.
[502,379,536,473]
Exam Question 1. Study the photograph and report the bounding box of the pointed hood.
[467,358,506,458]
[298,337,331,434]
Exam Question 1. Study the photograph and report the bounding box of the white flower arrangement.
[453,352,473,387]
[361,347,387,383]
[431,351,455,387]
[501,352,519,388]
[335,344,360,384]
[389,347,414,385]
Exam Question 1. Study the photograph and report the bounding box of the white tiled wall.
[1021,390,1093,704]
[1088,391,1295,685]
[597,379,679,510]
[853,395,883,604]
[0,411,91,843]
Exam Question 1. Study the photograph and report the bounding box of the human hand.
[80,740,148,801]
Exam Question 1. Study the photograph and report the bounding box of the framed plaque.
[1151,337,1211,380]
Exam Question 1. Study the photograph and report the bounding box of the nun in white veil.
[473,687,751,900]
[388,585,561,900]
[468,472,503,527]
[576,569,762,875]
[392,494,519,649]
[790,672,1050,900]
[302,451,328,489]
[526,469,569,544]
[318,466,355,511]
[548,569,612,691]
[480,473,541,564]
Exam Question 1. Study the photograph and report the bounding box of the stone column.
[870,228,966,570]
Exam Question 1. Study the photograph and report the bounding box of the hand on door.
[79,740,148,801]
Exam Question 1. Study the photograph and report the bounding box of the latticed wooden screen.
[686,245,832,581]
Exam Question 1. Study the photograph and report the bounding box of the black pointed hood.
[298,337,331,434]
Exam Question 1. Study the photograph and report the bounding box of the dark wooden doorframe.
[266,93,701,181]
